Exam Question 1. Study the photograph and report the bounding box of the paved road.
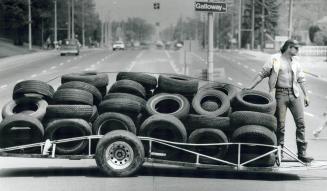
[1,47,327,191]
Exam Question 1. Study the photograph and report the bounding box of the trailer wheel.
[95,130,144,177]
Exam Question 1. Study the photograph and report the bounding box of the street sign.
[194,1,227,12]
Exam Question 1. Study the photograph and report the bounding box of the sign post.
[195,1,227,81]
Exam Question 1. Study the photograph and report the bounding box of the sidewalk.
[239,50,327,81]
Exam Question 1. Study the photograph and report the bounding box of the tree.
[309,25,320,43]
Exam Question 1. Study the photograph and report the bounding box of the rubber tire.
[95,130,145,177]
[231,125,277,154]
[58,81,102,105]
[61,72,109,88]
[108,80,146,99]
[199,82,240,100]
[116,72,157,90]
[192,89,230,117]
[99,98,142,118]
[158,74,198,96]
[189,128,229,164]
[139,114,187,144]
[230,111,277,132]
[53,88,93,106]
[0,114,44,148]
[90,105,99,123]
[185,114,230,133]
[146,93,190,119]
[13,80,54,101]
[231,89,276,114]
[104,93,146,112]
[93,112,136,135]
[45,105,94,121]
[2,97,48,120]
[45,119,92,154]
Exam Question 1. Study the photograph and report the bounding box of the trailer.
[0,130,325,177]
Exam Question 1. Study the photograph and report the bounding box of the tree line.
[0,0,101,46]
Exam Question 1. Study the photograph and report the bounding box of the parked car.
[60,39,80,56]
[112,41,125,51]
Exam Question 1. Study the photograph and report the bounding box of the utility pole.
[288,0,293,39]
[28,0,32,50]
[67,0,71,39]
[251,0,255,49]
[54,0,57,44]
[238,0,242,49]
[71,0,75,39]
[207,0,214,81]
[261,0,265,50]
[82,0,85,47]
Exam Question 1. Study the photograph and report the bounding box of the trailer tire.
[146,93,190,119]
[158,74,198,96]
[186,114,230,133]
[199,82,239,100]
[13,80,54,101]
[93,112,136,135]
[230,111,277,132]
[45,119,92,154]
[104,93,146,111]
[53,88,93,106]
[116,72,157,90]
[0,114,44,148]
[232,89,276,114]
[189,128,229,164]
[58,81,102,105]
[95,130,144,177]
[192,89,230,116]
[2,97,48,120]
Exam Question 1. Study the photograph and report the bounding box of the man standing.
[247,39,313,163]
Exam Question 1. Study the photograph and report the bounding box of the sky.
[94,0,198,29]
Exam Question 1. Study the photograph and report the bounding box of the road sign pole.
[207,10,214,81]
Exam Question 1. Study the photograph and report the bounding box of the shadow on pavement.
[0,166,302,181]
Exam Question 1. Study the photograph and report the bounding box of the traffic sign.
[194,1,227,12]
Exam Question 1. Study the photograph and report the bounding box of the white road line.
[50,66,56,70]
[91,64,95,68]
[304,112,314,117]
[164,50,171,58]
[101,58,105,62]
[59,63,64,66]
[228,77,233,81]
[42,70,47,73]
[31,74,37,78]
[169,60,180,74]
[191,52,205,62]
[136,51,144,59]
[0,84,8,89]
[244,65,249,69]
[237,62,241,65]
[67,59,71,63]
[237,82,243,86]
[251,69,256,72]
[74,57,77,60]
[127,61,137,72]
[325,96,327,99]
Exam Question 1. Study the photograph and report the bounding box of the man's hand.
[304,96,310,107]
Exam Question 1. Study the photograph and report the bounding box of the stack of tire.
[0,80,53,150]
[42,72,109,154]
[229,89,277,167]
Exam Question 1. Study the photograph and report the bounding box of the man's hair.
[280,39,299,53]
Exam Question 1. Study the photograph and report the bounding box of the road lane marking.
[169,60,180,74]
[74,57,77,60]
[136,51,144,59]
[127,61,137,72]
[31,74,37,78]
[228,77,233,81]
[237,62,241,65]
[42,70,47,73]
[164,50,171,58]
[101,58,105,61]
[0,84,8,89]
[59,63,64,66]
[67,59,71,63]
[237,82,243,86]
[251,69,256,72]
[50,66,56,70]
[191,52,205,62]
[244,65,249,69]
[304,112,314,117]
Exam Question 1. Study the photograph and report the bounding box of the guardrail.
[299,46,327,56]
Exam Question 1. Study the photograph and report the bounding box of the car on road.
[60,39,80,56]
[112,41,125,51]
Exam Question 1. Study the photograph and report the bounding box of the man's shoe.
[298,155,314,163]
